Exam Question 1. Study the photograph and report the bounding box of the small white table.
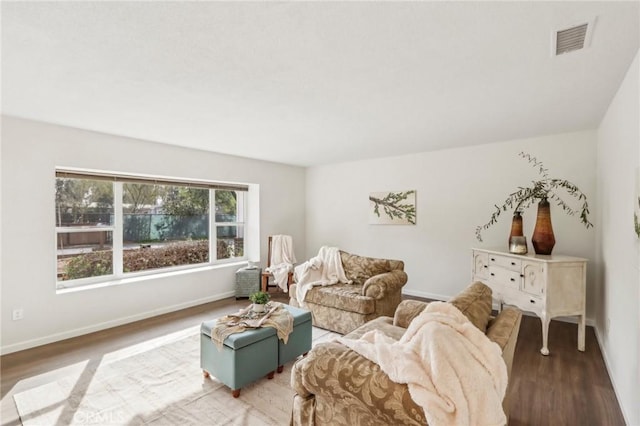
[472,248,587,356]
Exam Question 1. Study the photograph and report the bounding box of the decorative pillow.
[449,282,493,333]
[340,251,391,286]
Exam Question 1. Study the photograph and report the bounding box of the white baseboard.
[402,288,450,301]
[0,291,235,355]
[594,325,631,426]
[517,310,596,327]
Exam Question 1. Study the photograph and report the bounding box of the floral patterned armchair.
[290,282,523,425]
[288,250,408,334]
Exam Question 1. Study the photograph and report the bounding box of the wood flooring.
[0,293,626,425]
[508,315,625,426]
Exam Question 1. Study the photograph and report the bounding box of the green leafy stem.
[370,190,416,224]
[475,152,593,242]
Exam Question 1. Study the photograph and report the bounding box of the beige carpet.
[14,326,338,426]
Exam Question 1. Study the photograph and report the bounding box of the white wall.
[306,130,598,312]
[596,50,639,426]
[0,116,306,354]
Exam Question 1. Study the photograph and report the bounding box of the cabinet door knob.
[520,274,524,278]
[490,273,495,276]
[530,299,536,304]
[490,258,495,261]
[511,262,516,266]
[483,265,488,268]
[510,278,515,282]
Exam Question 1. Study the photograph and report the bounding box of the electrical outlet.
[12,308,24,321]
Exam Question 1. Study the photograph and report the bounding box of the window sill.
[56,260,247,295]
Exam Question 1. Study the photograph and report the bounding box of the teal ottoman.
[200,320,278,398]
[278,304,312,373]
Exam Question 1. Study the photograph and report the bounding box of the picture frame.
[369,190,416,225]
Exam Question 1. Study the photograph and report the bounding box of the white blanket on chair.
[338,302,507,426]
[293,246,350,305]
[265,235,296,292]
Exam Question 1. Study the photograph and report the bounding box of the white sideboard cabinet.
[472,248,587,355]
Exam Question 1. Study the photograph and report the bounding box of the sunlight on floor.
[101,325,201,364]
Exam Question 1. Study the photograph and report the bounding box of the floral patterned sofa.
[290,282,523,425]
[288,250,408,334]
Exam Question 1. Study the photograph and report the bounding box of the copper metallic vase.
[508,211,527,254]
[509,211,524,242]
[532,198,555,255]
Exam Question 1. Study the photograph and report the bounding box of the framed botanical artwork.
[369,190,416,225]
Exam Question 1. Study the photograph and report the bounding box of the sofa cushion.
[393,299,428,328]
[340,251,393,286]
[304,283,375,315]
[449,281,493,333]
[344,316,405,341]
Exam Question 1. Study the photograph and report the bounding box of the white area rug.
[14,326,338,425]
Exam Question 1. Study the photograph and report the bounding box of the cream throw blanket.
[210,302,294,350]
[293,246,351,305]
[265,235,296,292]
[338,302,507,426]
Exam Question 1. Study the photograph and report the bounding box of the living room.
[1,1,639,425]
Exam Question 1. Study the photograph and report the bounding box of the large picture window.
[56,177,115,281]
[55,170,248,289]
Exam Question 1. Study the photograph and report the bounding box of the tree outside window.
[55,173,247,288]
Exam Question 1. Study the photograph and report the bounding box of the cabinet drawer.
[525,296,542,311]
[488,254,522,272]
[511,292,543,314]
[488,266,521,288]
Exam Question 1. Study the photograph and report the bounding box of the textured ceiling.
[2,1,639,167]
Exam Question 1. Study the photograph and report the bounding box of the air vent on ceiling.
[553,18,595,56]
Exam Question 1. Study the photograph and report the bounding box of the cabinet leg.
[540,313,551,356]
[232,389,241,398]
[578,314,586,352]
[203,370,210,378]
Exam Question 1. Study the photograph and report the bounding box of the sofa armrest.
[393,299,429,328]
[486,307,522,421]
[291,341,425,425]
[362,270,408,299]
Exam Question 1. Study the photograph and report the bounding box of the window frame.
[55,169,249,290]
